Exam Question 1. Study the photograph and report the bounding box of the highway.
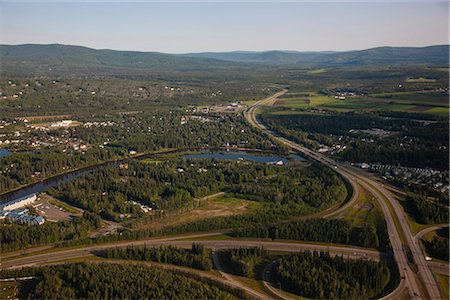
[2,233,385,269]
[244,89,443,299]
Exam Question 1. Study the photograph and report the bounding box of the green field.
[275,92,336,109]
[302,91,450,116]
[436,274,449,300]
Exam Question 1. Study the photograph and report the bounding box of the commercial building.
[0,193,45,225]
[5,208,45,225]
[0,193,37,211]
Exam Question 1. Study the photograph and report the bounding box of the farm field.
[269,90,448,116]
[274,91,336,109]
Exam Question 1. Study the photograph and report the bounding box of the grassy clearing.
[307,68,327,74]
[241,99,259,106]
[156,150,201,159]
[140,158,162,164]
[435,274,449,300]
[342,187,383,228]
[405,77,437,83]
[139,195,262,230]
[48,198,80,214]
[425,107,449,116]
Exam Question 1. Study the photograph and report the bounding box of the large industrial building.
[0,193,45,225]
[0,193,38,211]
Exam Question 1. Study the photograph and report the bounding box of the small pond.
[0,148,12,158]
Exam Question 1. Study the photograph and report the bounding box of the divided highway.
[2,234,384,269]
[244,89,442,299]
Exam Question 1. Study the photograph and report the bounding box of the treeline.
[1,263,248,300]
[103,243,212,270]
[274,251,391,299]
[423,228,449,261]
[221,247,266,277]
[235,219,383,250]
[0,211,101,252]
[404,195,449,224]
[261,110,449,170]
[233,165,347,210]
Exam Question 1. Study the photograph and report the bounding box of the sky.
[0,1,448,53]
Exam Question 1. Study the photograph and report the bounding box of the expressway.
[1,233,385,269]
[244,89,443,299]
[1,232,386,300]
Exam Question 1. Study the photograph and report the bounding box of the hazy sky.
[0,1,448,53]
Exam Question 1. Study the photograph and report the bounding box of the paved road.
[2,234,384,269]
[244,90,442,299]
[414,225,449,276]
[262,260,294,300]
[212,251,270,300]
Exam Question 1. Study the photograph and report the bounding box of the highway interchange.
[1,91,447,299]
[244,90,444,299]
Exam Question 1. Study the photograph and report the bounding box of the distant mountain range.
[186,45,449,66]
[0,44,448,76]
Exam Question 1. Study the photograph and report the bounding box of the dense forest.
[273,251,391,299]
[103,243,212,270]
[0,263,248,300]
[221,247,266,277]
[235,218,385,250]
[0,212,101,251]
[404,195,449,224]
[261,110,449,170]
[53,158,346,221]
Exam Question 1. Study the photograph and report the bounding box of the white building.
[0,194,37,212]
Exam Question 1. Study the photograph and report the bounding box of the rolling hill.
[186,45,449,66]
[0,44,448,76]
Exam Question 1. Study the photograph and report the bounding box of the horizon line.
[1,42,449,55]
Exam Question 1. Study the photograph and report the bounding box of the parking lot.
[33,194,81,222]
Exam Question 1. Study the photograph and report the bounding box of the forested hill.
[187,45,449,66]
[1,44,448,76]
[0,44,246,76]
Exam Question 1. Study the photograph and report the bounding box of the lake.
[0,148,12,158]
[183,151,305,164]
